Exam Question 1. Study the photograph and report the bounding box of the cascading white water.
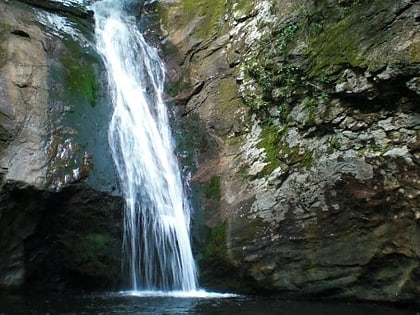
[92,0,197,292]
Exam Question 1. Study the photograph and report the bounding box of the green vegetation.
[410,42,420,62]
[306,6,367,76]
[219,79,240,109]
[201,220,240,289]
[239,0,408,122]
[240,22,302,119]
[159,0,227,40]
[279,141,313,168]
[204,176,221,201]
[239,16,335,125]
[74,233,118,277]
[305,0,408,75]
[204,221,227,261]
[326,136,342,154]
[60,38,98,107]
[256,123,281,175]
[357,142,387,157]
[182,0,226,38]
[256,122,314,176]
[233,0,255,17]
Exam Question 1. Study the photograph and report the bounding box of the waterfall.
[92,0,197,292]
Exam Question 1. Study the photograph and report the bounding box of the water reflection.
[0,293,416,315]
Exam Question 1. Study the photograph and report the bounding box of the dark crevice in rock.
[334,64,420,112]
[180,83,214,117]
[393,1,416,19]
[10,29,30,38]
[180,41,203,67]
[233,11,258,23]
[166,81,204,105]
[303,124,336,137]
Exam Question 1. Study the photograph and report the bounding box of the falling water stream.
[92,0,197,292]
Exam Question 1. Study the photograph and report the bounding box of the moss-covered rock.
[60,39,98,107]
[160,0,227,43]
[160,0,420,304]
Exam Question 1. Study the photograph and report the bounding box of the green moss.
[301,96,318,126]
[67,63,97,106]
[200,220,241,289]
[279,141,313,168]
[233,0,255,17]
[410,42,420,63]
[357,142,388,157]
[73,233,117,277]
[307,14,367,77]
[166,78,190,98]
[299,150,314,168]
[257,123,281,175]
[326,136,342,154]
[305,0,405,76]
[0,45,4,69]
[254,122,314,175]
[204,221,227,260]
[204,176,221,201]
[219,79,238,106]
[159,0,226,40]
[194,176,222,229]
[185,0,227,38]
[60,38,98,107]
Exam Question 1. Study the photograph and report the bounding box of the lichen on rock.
[159,0,420,303]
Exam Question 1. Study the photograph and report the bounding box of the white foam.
[118,290,239,299]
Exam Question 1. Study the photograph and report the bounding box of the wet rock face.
[0,1,123,291]
[0,2,49,188]
[159,0,420,303]
[24,184,123,292]
[0,2,50,288]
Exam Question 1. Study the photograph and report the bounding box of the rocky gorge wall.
[158,0,420,303]
[0,0,122,291]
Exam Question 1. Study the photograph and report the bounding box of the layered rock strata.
[159,0,420,303]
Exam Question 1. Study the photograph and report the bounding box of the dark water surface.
[0,292,417,315]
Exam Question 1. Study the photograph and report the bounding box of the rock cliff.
[0,0,122,291]
[158,0,420,303]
